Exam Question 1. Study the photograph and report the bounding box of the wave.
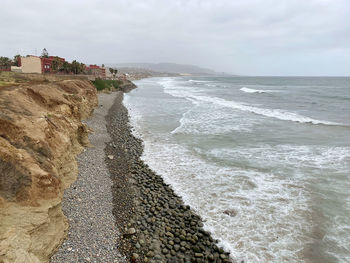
[171,103,254,135]
[194,95,340,125]
[125,78,350,262]
[208,144,350,170]
[137,128,313,263]
[160,80,340,126]
[189,79,213,83]
[240,87,277,93]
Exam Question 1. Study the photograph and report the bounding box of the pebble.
[128,228,136,235]
[50,93,126,263]
[56,88,234,263]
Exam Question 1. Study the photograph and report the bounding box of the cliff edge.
[0,79,97,262]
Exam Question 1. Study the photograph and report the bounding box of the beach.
[49,75,350,263]
[51,92,126,263]
[125,76,350,263]
[51,89,231,262]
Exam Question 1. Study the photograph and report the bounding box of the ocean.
[124,76,350,263]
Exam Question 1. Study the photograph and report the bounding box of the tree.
[70,60,86,74]
[41,48,49,58]
[71,60,80,74]
[109,68,118,78]
[62,61,71,74]
[0,57,12,69]
[102,64,105,68]
[112,68,118,78]
[13,55,20,66]
[80,63,86,74]
[51,57,63,72]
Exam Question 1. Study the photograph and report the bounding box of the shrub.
[92,79,122,91]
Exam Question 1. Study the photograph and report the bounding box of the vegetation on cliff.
[92,79,122,91]
[92,78,137,92]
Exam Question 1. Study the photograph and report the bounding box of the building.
[10,56,66,74]
[86,65,106,79]
[105,67,113,79]
[41,56,65,73]
[101,67,106,79]
[11,56,42,74]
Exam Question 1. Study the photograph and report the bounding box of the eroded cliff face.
[0,79,97,263]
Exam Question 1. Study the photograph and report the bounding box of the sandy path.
[51,92,126,263]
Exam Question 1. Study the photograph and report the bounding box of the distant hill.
[108,63,219,76]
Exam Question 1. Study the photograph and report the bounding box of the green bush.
[92,79,122,91]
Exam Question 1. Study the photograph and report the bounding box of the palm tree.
[41,48,49,58]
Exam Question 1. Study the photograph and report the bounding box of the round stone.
[128,228,136,234]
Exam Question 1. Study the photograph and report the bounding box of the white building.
[11,56,42,74]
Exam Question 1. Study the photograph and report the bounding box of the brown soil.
[0,79,97,263]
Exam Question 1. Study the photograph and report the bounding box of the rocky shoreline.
[51,92,126,263]
[105,91,232,263]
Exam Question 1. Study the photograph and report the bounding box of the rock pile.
[105,92,232,262]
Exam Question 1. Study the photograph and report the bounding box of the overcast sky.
[1,0,350,76]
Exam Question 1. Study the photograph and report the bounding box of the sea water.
[124,76,350,263]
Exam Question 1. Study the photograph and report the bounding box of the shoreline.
[51,92,126,263]
[105,90,232,262]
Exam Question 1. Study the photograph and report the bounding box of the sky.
[1,0,350,76]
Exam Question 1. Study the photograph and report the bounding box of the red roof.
[87,65,102,69]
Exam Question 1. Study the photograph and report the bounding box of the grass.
[92,79,123,91]
[0,80,19,87]
[0,72,26,87]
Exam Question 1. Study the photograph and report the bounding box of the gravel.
[105,91,232,263]
[51,92,126,263]
[51,87,232,263]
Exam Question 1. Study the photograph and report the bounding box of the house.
[10,55,66,74]
[11,56,42,74]
[41,56,65,73]
[86,65,106,79]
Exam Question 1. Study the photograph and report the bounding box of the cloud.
[1,0,349,75]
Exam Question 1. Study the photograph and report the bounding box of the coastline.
[51,92,126,263]
[0,79,98,263]
[105,89,232,262]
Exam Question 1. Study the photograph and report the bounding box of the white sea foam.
[125,83,312,262]
[240,87,278,93]
[198,96,338,125]
[207,145,350,171]
[126,77,350,263]
[171,102,255,134]
[137,136,350,263]
[123,94,144,138]
[137,135,313,262]
[205,83,219,87]
[188,79,219,87]
[160,79,340,126]
[189,79,213,83]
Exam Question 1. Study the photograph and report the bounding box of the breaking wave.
[240,87,277,93]
[160,80,340,126]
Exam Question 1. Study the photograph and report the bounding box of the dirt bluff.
[0,79,97,262]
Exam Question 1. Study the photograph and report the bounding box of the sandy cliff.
[0,79,97,262]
